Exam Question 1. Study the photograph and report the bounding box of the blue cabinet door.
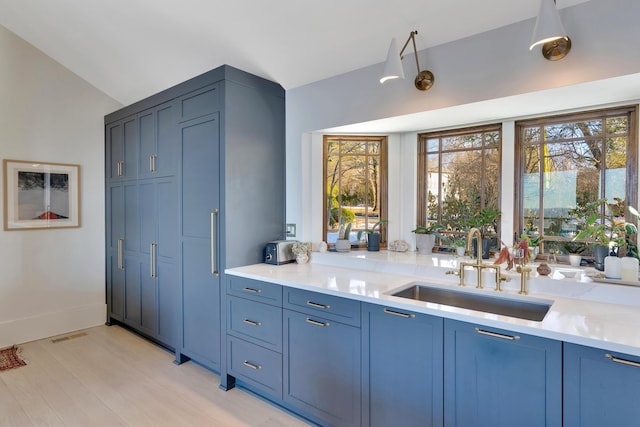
[363,304,443,427]
[180,113,221,371]
[106,115,138,181]
[139,103,178,179]
[283,309,361,427]
[564,342,640,427]
[444,319,561,427]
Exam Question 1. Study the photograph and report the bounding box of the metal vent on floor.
[51,332,88,343]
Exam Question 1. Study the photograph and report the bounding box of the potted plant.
[451,236,467,257]
[412,222,444,255]
[357,219,387,252]
[572,198,638,270]
[291,241,312,264]
[465,207,501,259]
[335,217,352,252]
[561,241,587,267]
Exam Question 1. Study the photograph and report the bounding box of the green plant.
[337,217,352,240]
[573,198,638,252]
[357,219,387,241]
[412,222,444,234]
[450,236,466,247]
[465,207,501,237]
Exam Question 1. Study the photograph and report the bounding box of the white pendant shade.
[380,38,404,83]
[530,0,568,50]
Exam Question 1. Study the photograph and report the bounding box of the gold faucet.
[516,265,532,295]
[454,227,506,290]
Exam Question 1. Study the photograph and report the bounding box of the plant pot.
[472,238,491,259]
[568,254,582,267]
[456,246,466,257]
[335,239,351,252]
[593,245,609,271]
[415,233,436,255]
[367,232,381,252]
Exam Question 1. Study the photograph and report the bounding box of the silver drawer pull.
[307,301,330,309]
[306,318,330,327]
[243,287,262,294]
[243,319,262,327]
[606,353,640,368]
[383,308,415,318]
[475,328,520,341]
[243,360,262,370]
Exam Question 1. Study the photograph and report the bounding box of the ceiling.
[0,0,591,107]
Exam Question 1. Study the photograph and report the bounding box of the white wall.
[286,0,640,245]
[0,26,121,347]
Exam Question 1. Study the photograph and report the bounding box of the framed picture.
[3,159,80,230]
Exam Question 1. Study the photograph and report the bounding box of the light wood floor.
[0,325,311,426]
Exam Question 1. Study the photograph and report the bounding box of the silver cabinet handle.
[243,360,262,370]
[243,287,262,294]
[149,155,157,173]
[475,327,520,341]
[243,319,262,327]
[383,308,415,318]
[150,242,157,278]
[307,301,331,309]
[117,161,124,177]
[211,209,219,276]
[606,353,640,368]
[306,318,330,327]
[117,238,124,270]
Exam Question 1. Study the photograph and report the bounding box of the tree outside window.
[515,106,638,255]
[323,136,387,248]
[418,125,502,248]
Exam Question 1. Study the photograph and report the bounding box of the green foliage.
[573,198,638,253]
[465,207,501,237]
[412,223,444,234]
[330,208,354,227]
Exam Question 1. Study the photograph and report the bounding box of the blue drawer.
[284,287,361,327]
[227,276,282,306]
[227,296,282,352]
[228,336,282,400]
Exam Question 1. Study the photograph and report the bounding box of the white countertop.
[226,250,640,356]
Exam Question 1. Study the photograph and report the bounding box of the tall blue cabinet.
[105,66,286,374]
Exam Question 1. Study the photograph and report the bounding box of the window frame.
[417,124,503,245]
[322,135,388,249]
[514,105,638,252]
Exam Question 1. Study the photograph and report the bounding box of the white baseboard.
[0,303,107,348]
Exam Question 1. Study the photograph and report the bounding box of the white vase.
[415,234,436,255]
[456,246,466,257]
[568,254,581,267]
[335,239,351,252]
[296,254,309,264]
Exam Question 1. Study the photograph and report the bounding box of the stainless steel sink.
[390,282,551,321]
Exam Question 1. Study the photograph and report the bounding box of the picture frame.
[3,159,80,230]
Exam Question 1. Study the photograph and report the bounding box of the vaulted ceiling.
[0,0,590,106]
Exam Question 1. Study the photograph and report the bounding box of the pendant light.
[530,0,572,60]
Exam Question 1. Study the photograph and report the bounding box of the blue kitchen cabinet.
[226,277,283,400]
[444,318,561,427]
[180,112,222,371]
[138,103,178,179]
[362,303,444,427]
[283,289,361,427]
[564,342,640,427]
[106,65,286,371]
[106,115,138,181]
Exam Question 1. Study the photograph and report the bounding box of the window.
[515,105,638,254]
[417,125,502,248]
[323,136,387,248]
